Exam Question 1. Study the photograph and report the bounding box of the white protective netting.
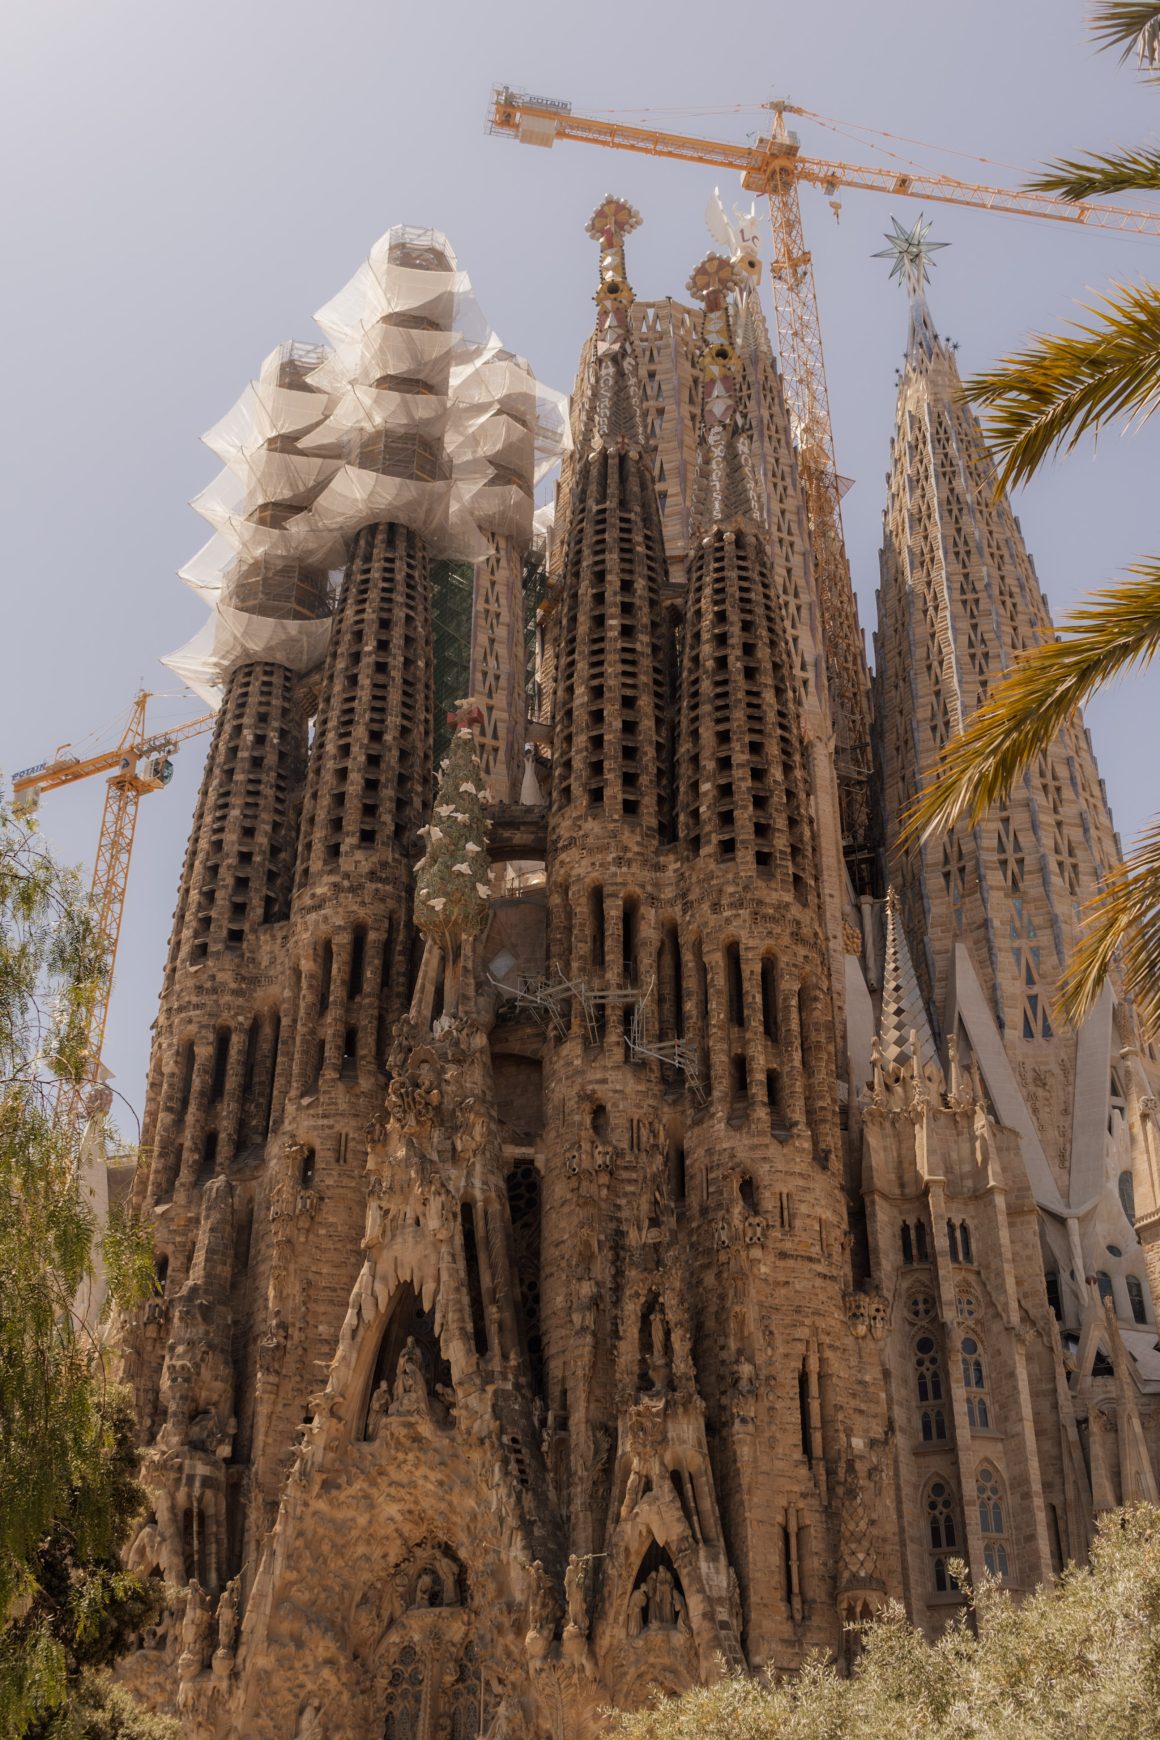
[166,225,568,706]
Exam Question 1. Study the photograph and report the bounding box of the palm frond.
[964,282,1160,490]
[1057,818,1160,1032]
[1029,145,1160,200]
[904,562,1160,844]
[1091,1,1160,65]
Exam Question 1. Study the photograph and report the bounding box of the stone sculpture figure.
[627,1584,648,1637]
[564,1553,589,1636]
[526,1558,559,1638]
[365,1379,390,1441]
[389,1337,430,1418]
[650,1564,676,1626]
[178,1580,212,1676]
[215,1576,239,1656]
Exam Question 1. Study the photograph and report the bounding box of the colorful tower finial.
[586,196,641,347]
[585,194,642,278]
[686,252,761,529]
[872,213,948,299]
[686,251,742,419]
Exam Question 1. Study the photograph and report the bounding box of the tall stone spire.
[672,249,897,1668]
[541,198,682,1579]
[877,887,937,1072]
[577,194,646,452]
[678,252,814,898]
[548,197,670,838]
[873,220,1157,1328]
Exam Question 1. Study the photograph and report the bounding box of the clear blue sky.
[4,0,1159,1127]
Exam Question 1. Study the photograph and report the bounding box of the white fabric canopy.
[166,226,568,705]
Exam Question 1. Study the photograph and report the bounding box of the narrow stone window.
[761,956,778,1041]
[588,886,605,970]
[209,1029,231,1104]
[976,1466,1010,1578]
[798,1364,812,1462]
[926,1479,961,1592]
[622,896,640,985]
[726,942,745,1026]
[1045,1270,1062,1320]
[177,1042,195,1116]
[961,1334,992,1429]
[1127,1275,1148,1325]
[348,926,367,998]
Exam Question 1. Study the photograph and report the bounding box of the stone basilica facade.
[117,197,1160,1738]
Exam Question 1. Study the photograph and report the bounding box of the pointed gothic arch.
[362,1282,452,1439]
[627,1539,689,1636]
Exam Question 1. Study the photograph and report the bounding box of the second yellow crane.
[12,690,215,1121]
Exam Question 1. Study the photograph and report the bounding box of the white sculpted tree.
[414,720,492,1016]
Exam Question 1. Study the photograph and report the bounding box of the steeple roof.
[685,252,763,533]
[578,194,645,452]
[878,888,937,1072]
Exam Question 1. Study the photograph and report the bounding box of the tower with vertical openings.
[114,199,1160,1740]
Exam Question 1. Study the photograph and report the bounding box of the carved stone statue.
[564,1553,589,1636]
[646,1300,671,1391]
[572,1273,599,1337]
[649,1563,676,1627]
[733,1351,758,1396]
[627,1584,647,1637]
[365,1378,390,1441]
[178,1580,212,1678]
[389,1337,430,1418]
[526,1558,559,1638]
[215,1576,239,1656]
[620,1451,646,1520]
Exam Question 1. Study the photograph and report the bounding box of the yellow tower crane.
[12,690,215,1122]
[488,90,1160,884]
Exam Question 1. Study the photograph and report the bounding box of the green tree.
[0,795,166,1737]
[907,1,1160,1034]
[609,1506,1160,1740]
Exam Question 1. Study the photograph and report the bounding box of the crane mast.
[12,690,214,1122]
[762,104,873,873]
[488,87,1160,886]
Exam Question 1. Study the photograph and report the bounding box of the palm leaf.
[1091,1,1160,63]
[1029,145,1160,200]
[904,562,1160,843]
[1057,818,1160,1031]
[964,281,1160,490]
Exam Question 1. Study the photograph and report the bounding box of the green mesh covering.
[522,546,547,714]
[431,559,475,765]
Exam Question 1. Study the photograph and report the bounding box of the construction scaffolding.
[167,225,568,706]
[490,968,706,1102]
[431,557,475,764]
